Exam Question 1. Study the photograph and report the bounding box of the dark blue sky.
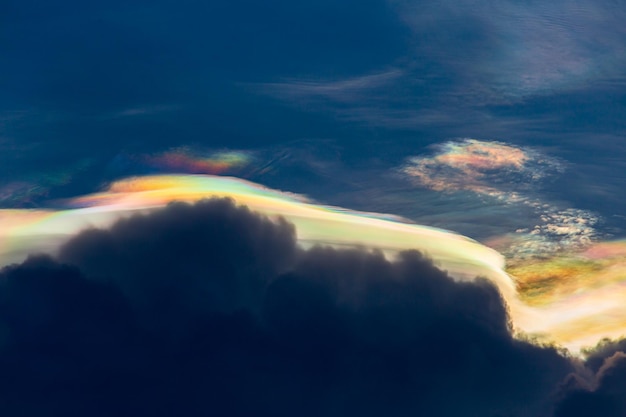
[2,0,626,231]
[1,0,406,151]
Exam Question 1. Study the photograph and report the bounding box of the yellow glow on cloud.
[508,241,626,351]
[1,174,625,354]
[69,175,509,287]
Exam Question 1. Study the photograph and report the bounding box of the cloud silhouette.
[0,198,595,416]
[554,350,626,417]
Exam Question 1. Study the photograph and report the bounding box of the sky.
[2,1,626,416]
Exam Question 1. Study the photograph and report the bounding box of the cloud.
[0,198,573,416]
[400,138,562,194]
[555,351,626,416]
[0,158,94,208]
[2,173,624,353]
[248,0,626,136]
[400,139,599,259]
[505,240,626,351]
[249,69,404,103]
[106,148,254,177]
[393,0,626,98]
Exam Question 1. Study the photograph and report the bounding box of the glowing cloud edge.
[1,174,622,353]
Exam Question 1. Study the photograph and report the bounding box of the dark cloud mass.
[554,352,626,417]
[551,340,626,417]
[2,198,611,417]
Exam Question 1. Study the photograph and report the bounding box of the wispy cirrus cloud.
[392,0,626,97]
[251,0,626,134]
[247,69,404,103]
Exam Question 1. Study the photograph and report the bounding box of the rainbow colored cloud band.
[1,174,625,353]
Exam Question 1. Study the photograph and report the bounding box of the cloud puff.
[0,198,574,416]
[401,139,599,259]
[401,138,562,195]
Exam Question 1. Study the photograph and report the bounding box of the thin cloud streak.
[247,69,404,103]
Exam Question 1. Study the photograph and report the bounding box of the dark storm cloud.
[0,199,575,416]
[554,349,626,417]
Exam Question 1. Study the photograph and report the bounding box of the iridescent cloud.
[401,138,562,194]
[401,139,598,258]
[144,149,251,175]
[508,240,626,351]
[66,175,508,288]
[0,175,524,332]
[109,148,253,176]
[2,174,626,353]
[395,0,626,99]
